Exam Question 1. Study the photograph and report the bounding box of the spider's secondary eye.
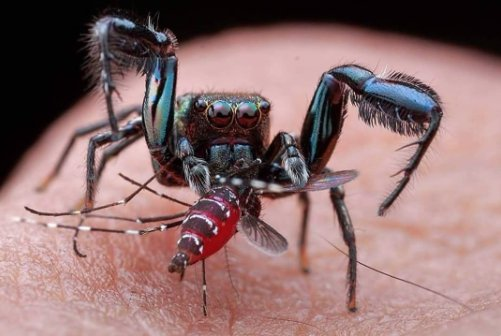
[207,101,233,128]
[258,100,270,114]
[193,99,207,112]
[236,102,260,129]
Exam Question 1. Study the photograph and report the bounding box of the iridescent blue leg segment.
[142,54,210,195]
[301,64,443,215]
[88,15,177,134]
[298,64,442,311]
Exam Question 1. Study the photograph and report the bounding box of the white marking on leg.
[250,179,267,189]
[268,183,284,193]
[284,156,309,187]
[230,177,243,186]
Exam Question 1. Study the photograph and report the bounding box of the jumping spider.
[32,13,442,313]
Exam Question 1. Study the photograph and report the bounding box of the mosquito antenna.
[85,212,186,223]
[25,171,161,217]
[118,172,192,207]
[12,216,183,236]
[323,238,473,311]
[73,217,87,257]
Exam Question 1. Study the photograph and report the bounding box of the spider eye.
[236,102,260,129]
[258,100,270,114]
[207,101,233,128]
[193,98,207,112]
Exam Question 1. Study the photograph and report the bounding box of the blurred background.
[3,1,499,185]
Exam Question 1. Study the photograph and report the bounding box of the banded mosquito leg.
[12,216,184,257]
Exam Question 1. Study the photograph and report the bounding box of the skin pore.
[1,25,500,335]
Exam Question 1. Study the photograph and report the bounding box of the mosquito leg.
[25,171,158,217]
[72,217,87,258]
[13,217,183,235]
[118,173,192,207]
[202,259,208,316]
[85,212,186,224]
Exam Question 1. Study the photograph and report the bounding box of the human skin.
[0,24,500,335]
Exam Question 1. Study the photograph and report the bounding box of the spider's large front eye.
[206,101,233,128]
[236,102,260,129]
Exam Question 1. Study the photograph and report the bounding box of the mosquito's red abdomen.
[169,186,240,273]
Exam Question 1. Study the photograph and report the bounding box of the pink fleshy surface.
[1,24,500,335]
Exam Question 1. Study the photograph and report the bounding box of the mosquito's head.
[168,252,189,278]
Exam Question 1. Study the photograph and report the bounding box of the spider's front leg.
[88,15,177,134]
[298,64,443,312]
[142,59,210,195]
[93,15,210,196]
[256,81,355,310]
[298,73,358,311]
[38,15,183,207]
[326,64,443,215]
[302,65,443,214]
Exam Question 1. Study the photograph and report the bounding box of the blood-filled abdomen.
[168,186,241,274]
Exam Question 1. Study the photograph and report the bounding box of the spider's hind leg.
[37,106,141,193]
[84,118,144,209]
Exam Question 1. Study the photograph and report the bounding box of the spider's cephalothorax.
[35,13,443,313]
[149,93,274,195]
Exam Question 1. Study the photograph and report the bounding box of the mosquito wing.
[291,169,358,192]
[238,215,288,255]
[260,169,358,194]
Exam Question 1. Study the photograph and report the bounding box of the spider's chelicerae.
[29,13,442,315]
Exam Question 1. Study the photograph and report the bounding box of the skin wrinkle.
[108,241,125,313]
[1,24,500,335]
